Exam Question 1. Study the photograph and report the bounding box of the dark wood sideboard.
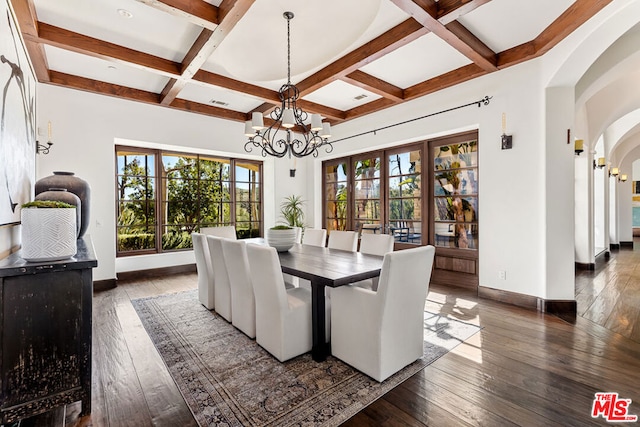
[0,236,97,424]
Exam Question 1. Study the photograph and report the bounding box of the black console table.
[0,236,97,424]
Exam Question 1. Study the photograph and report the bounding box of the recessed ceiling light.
[209,99,229,107]
[117,9,133,19]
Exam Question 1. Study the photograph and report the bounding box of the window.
[432,139,478,249]
[388,148,422,245]
[116,146,262,255]
[324,159,349,233]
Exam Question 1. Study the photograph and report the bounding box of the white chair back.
[221,239,256,338]
[327,230,358,252]
[331,245,435,382]
[201,225,237,240]
[302,228,326,247]
[359,233,394,257]
[192,232,214,309]
[246,243,313,362]
[206,235,232,322]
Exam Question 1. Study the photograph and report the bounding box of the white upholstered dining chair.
[192,232,214,309]
[355,233,395,291]
[327,230,358,252]
[246,243,329,362]
[301,228,326,247]
[206,235,232,322]
[331,245,435,382]
[221,239,256,338]
[201,225,237,240]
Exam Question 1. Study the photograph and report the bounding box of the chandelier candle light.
[244,12,332,158]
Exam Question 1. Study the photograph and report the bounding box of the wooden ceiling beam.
[342,70,405,102]
[404,63,486,100]
[133,0,219,30]
[437,0,493,25]
[10,0,50,81]
[49,71,248,121]
[160,0,254,105]
[296,100,347,121]
[34,22,181,77]
[389,0,497,72]
[496,0,611,68]
[296,19,428,96]
[193,70,280,104]
[534,0,612,56]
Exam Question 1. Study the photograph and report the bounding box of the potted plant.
[280,195,306,243]
[20,200,77,262]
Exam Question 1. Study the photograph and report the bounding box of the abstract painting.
[0,0,36,226]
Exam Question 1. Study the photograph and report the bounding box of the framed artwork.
[0,0,36,226]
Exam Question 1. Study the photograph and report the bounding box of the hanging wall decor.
[0,1,37,226]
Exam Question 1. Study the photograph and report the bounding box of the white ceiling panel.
[44,45,169,93]
[360,33,472,89]
[33,0,202,62]
[458,0,576,53]
[177,82,264,112]
[201,0,408,91]
[303,80,382,111]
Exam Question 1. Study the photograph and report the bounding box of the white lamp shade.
[611,167,619,176]
[597,157,606,167]
[282,108,295,128]
[251,112,264,130]
[244,120,254,136]
[621,174,628,182]
[320,122,331,138]
[574,139,584,152]
[311,114,323,132]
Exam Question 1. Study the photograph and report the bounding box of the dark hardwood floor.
[11,245,640,426]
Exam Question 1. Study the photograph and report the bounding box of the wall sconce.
[574,139,584,155]
[36,121,54,155]
[500,113,512,150]
[610,167,619,178]
[619,174,628,182]
[594,157,606,169]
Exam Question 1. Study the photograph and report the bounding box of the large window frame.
[116,146,263,256]
[322,130,478,255]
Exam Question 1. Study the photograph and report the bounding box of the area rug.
[132,290,480,427]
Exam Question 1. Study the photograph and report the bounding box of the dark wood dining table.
[276,243,384,362]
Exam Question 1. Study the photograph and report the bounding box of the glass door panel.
[433,140,477,250]
[388,149,421,244]
[325,162,348,232]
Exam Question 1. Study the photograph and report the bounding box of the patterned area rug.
[132,290,480,427]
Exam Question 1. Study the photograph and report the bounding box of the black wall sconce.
[574,139,584,155]
[501,113,512,150]
[36,121,54,155]
[594,157,606,169]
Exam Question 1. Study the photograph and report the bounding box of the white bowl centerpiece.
[266,225,297,252]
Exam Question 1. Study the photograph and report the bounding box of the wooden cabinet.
[0,237,97,424]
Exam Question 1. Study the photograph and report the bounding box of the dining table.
[251,240,384,362]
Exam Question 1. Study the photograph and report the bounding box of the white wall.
[25,0,637,301]
[35,85,298,280]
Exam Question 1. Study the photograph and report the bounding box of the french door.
[322,130,478,288]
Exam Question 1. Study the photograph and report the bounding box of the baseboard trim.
[478,286,539,310]
[575,262,595,271]
[117,263,196,282]
[478,286,577,316]
[620,241,633,248]
[610,243,620,250]
[94,279,117,292]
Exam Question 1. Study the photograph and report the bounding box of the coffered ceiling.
[11,0,609,128]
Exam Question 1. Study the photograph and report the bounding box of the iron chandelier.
[244,11,333,158]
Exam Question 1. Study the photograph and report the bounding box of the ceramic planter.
[21,207,77,262]
[266,227,297,252]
